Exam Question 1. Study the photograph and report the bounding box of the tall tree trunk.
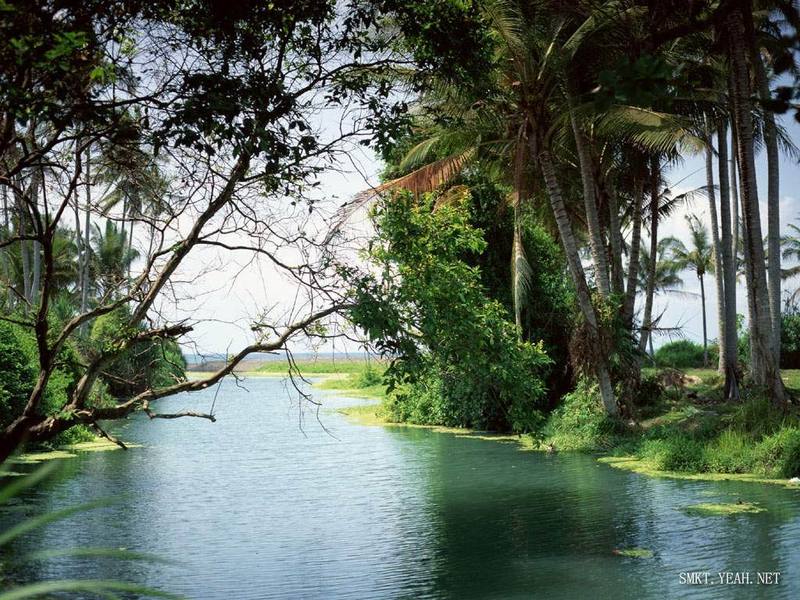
[727,7,785,405]
[0,186,11,307]
[639,158,659,354]
[705,132,726,374]
[80,148,91,321]
[730,119,739,265]
[717,121,739,401]
[31,234,40,306]
[127,219,134,283]
[539,148,618,416]
[753,48,781,365]
[699,272,708,367]
[30,174,45,306]
[623,179,644,329]
[73,144,83,300]
[607,186,626,296]
[567,93,611,298]
[16,179,32,305]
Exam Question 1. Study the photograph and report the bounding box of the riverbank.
[319,361,800,488]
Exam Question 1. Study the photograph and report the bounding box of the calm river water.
[4,376,800,599]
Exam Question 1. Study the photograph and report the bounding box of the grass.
[257,357,384,375]
[325,364,800,487]
[536,369,800,485]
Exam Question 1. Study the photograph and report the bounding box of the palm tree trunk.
[753,48,781,365]
[699,273,708,367]
[623,179,644,329]
[80,148,91,324]
[73,149,83,298]
[730,118,739,264]
[717,120,739,401]
[567,92,611,298]
[639,158,660,354]
[607,186,626,296]
[727,6,785,405]
[539,148,617,416]
[0,186,11,307]
[127,219,134,283]
[705,132,725,374]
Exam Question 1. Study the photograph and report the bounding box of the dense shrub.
[541,380,622,450]
[653,340,717,369]
[0,322,36,429]
[0,320,98,445]
[781,310,800,369]
[638,436,707,471]
[350,191,551,433]
[704,430,755,473]
[754,427,800,477]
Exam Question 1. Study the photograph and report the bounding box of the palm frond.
[326,149,476,243]
[511,223,533,331]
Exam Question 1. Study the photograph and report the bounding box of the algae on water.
[682,502,766,516]
[613,548,654,558]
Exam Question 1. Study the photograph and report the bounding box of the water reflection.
[2,377,799,599]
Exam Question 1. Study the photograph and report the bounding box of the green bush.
[639,436,707,472]
[728,394,787,438]
[654,340,716,369]
[704,430,755,473]
[351,191,551,433]
[634,372,664,408]
[753,427,800,477]
[0,322,36,429]
[542,380,621,450]
[356,365,383,388]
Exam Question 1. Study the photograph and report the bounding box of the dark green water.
[4,376,800,599]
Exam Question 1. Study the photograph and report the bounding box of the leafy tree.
[348,190,551,432]
[664,215,714,366]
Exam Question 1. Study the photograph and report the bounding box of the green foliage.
[542,380,621,451]
[654,340,716,369]
[462,176,575,398]
[753,427,800,477]
[349,191,551,433]
[0,322,35,429]
[639,436,707,471]
[633,372,664,416]
[356,364,383,388]
[89,307,186,397]
[781,306,800,368]
[704,430,755,474]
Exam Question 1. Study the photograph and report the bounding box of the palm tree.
[716,119,739,401]
[664,215,714,366]
[725,3,784,405]
[637,237,685,357]
[90,220,139,299]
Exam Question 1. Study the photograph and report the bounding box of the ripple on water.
[3,377,799,599]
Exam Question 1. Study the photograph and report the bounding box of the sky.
[654,115,800,351]
[163,113,800,357]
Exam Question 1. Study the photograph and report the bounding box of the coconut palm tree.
[724,3,784,405]
[90,220,139,299]
[663,215,714,366]
[636,237,686,357]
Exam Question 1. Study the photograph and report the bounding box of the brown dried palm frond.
[324,149,475,244]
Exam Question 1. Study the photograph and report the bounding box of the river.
[3,376,799,599]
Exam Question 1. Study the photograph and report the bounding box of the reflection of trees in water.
[402,430,652,599]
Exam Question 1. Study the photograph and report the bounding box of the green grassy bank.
[313,359,800,486]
